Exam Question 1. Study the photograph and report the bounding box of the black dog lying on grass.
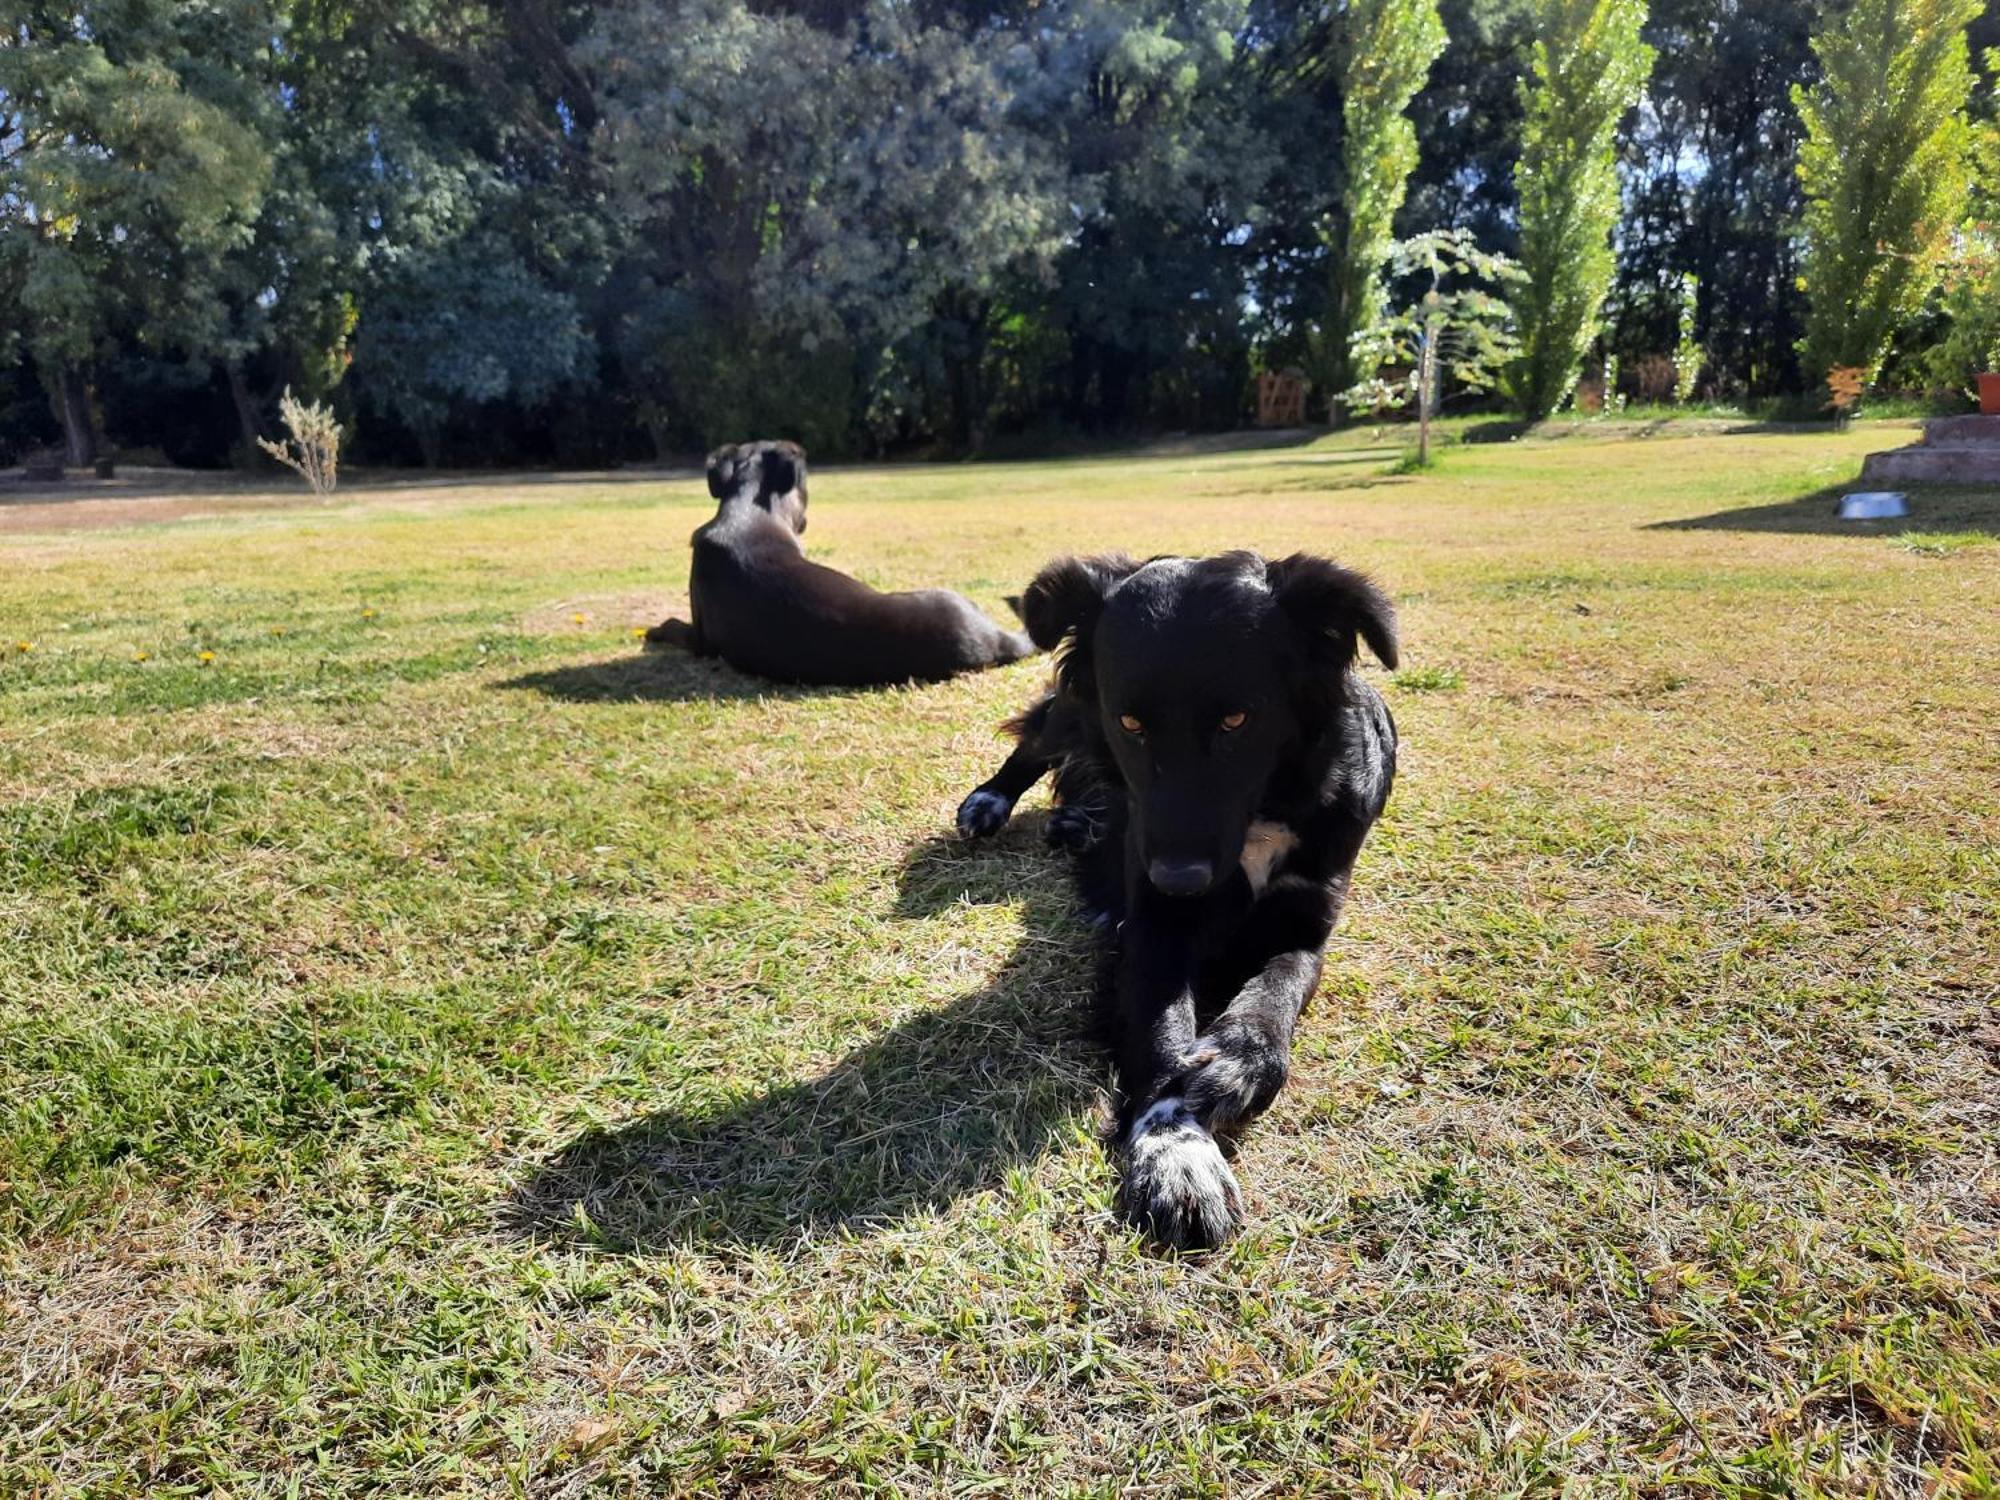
[647,440,1035,685]
[956,550,1398,1248]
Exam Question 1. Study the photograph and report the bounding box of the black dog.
[956,551,1398,1248]
[646,440,1035,685]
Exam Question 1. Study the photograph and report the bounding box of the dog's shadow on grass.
[496,647,845,705]
[505,823,1104,1252]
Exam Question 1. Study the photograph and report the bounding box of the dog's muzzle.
[1147,857,1216,897]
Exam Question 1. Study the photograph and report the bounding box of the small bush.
[257,388,342,496]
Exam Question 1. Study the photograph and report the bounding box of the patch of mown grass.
[1891,528,1995,556]
[0,422,1994,1494]
[1392,664,1464,693]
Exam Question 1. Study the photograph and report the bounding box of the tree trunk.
[1418,333,1434,468]
[56,365,95,468]
[225,362,265,466]
[644,414,673,465]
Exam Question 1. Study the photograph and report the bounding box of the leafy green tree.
[1314,0,1446,402]
[1342,228,1522,464]
[586,0,1063,450]
[0,3,273,464]
[1671,271,1702,402]
[1008,0,1275,434]
[1794,0,1982,386]
[1507,0,1654,418]
[1612,0,1819,398]
[355,245,593,465]
[1398,0,1534,249]
[1923,89,1999,394]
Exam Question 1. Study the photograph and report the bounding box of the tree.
[1671,271,1702,402]
[0,3,273,464]
[1794,0,1982,387]
[1507,0,1654,419]
[1313,0,1446,404]
[1342,228,1522,465]
[355,245,593,466]
[1611,0,1819,398]
[585,0,1064,451]
[1397,0,1536,251]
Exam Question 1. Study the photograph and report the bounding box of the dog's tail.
[995,627,1036,664]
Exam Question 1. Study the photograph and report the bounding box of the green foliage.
[1344,230,1524,412]
[357,249,593,462]
[0,4,275,457]
[9,0,1991,466]
[1924,224,2000,390]
[1392,663,1465,690]
[1508,0,1655,419]
[1314,0,1446,400]
[1610,1,1818,398]
[586,0,1065,450]
[1672,273,1702,403]
[1794,0,1983,385]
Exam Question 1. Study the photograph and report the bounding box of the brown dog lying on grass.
[646,440,1035,686]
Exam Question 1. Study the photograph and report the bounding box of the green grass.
[1391,664,1465,693]
[2,422,1996,1495]
[1891,529,1996,557]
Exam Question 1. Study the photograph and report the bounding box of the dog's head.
[706,439,808,533]
[1023,550,1396,897]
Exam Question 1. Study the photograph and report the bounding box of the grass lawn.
[1,421,1995,1495]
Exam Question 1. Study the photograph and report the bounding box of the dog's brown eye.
[1220,710,1247,732]
[1119,714,1144,735]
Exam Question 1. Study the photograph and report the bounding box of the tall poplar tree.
[1508,0,1654,418]
[1794,0,1981,386]
[1315,0,1446,402]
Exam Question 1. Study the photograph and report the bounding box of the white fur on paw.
[1124,1098,1242,1249]
[956,789,1013,838]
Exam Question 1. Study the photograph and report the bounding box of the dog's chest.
[1239,819,1299,894]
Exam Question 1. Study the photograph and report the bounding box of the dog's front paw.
[956,788,1015,839]
[1174,1026,1289,1135]
[1121,1097,1242,1251]
[643,618,695,651]
[1045,802,1101,852]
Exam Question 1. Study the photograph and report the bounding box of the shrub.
[257,388,341,496]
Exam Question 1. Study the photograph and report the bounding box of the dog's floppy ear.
[1018,553,1136,651]
[758,443,800,499]
[1267,552,1398,671]
[706,445,741,499]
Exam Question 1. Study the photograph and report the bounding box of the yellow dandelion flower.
[198,650,216,665]
[630,626,648,639]
[571,612,588,625]
[14,641,32,653]
[361,608,378,619]
[132,651,150,663]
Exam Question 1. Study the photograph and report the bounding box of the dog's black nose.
[1147,857,1215,896]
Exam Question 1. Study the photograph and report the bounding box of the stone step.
[1859,445,2000,483]
[1916,414,2000,446]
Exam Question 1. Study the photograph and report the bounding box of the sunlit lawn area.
[1,421,1995,1494]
